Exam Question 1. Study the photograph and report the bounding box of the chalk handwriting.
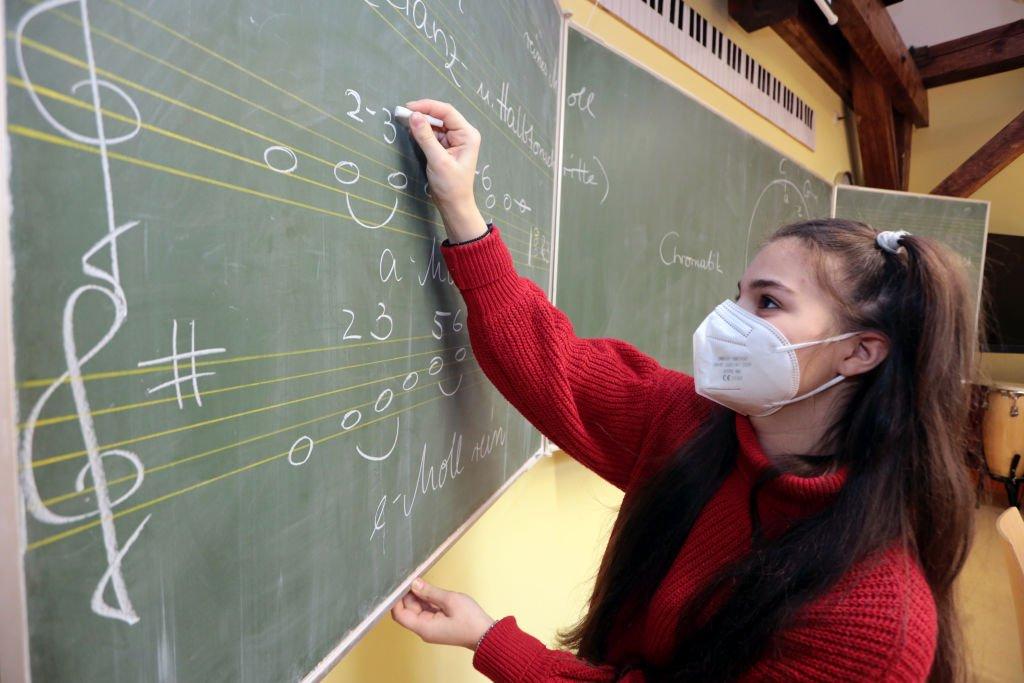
[364,0,468,86]
[137,320,226,409]
[658,232,725,273]
[563,153,609,204]
[567,86,596,118]
[524,31,558,91]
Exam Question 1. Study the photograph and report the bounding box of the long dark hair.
[555,219,984,682]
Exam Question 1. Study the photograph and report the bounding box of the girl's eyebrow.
[737,278,795,294]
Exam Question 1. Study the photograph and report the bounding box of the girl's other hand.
[390,577,496,651]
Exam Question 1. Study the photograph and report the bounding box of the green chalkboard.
[831,185,990,331]
[4,0,560,680]
[556,27,832,374]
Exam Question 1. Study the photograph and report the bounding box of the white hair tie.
[876,230,910,254]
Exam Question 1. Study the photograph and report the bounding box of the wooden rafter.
[727,0,798,33]
[851,56,901,189]
[772,2,851,103]
[911,20,1024,89]
[831,0,929,127]
[727,1,850,101]
[932,110,1024,197]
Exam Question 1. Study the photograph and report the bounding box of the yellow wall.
[329,4,1024,682]
[328,1,855,680]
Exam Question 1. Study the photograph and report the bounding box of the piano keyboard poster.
[600,0,817,149]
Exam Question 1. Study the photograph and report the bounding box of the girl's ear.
[839,331,889,377]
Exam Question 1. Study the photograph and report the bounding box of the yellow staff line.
[42,367,485,507]
[11,34,392,192]
[29,9,537,242]
[106,0,553,178]
[87,19,420,169]
[11,124,546,274]
[6,76,533,261]
[80,17,539,242]
[24,342,465,429]
[18,334,434,389]
[8,123,428,238]
[27,373,489,552]
[8,35,537,244]
[29,350,475,469]
[103,0,408,159]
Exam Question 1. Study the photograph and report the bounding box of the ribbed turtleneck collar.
[733,413,849,519]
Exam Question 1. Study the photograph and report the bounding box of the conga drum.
[981,382,1024,507]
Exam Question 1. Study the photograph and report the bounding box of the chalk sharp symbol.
[137,320,226,409]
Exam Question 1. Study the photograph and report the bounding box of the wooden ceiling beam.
[772,2,851,103]
[932,110,1024,197]
[831,0,929,127]
[851,56,901,189]
[728,0,851,102]
[910,20,1024,89]
[727,0,799,33]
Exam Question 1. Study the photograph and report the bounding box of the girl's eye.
[759,295,779,310]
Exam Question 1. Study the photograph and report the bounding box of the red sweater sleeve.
[440,224,668,491]
[472,616,647,682]
[471,547,937,682]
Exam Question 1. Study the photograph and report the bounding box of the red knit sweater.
[439,224,938,682]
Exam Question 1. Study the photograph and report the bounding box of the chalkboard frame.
[0,3,32,680]
[551,19,835,313]
[0,2,569,682]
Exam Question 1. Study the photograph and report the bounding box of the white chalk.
[393,105,445,130]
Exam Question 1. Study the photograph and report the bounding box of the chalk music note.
[16,0,150,625]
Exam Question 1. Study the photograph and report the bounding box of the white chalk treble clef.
[16,0,149,625]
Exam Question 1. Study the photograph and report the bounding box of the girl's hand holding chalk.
[393,105,445,130]
[402,99,487,244]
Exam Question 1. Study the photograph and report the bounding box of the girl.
[390,99,980,682]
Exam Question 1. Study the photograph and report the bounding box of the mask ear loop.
[763,331,862,412]
[766,372,849,408]
[777,330,860,352]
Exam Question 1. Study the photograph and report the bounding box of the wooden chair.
[995,506,1024,665]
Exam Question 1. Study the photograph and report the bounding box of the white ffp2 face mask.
[691,299,859,417]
